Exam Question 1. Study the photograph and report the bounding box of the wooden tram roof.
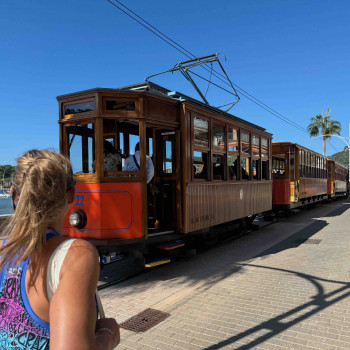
[57,82,269,134]
[273,142,348,170]
[272,142,328,158]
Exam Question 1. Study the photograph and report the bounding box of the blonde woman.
[0,150,119,349]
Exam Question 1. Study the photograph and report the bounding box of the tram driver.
[123,142,154,183]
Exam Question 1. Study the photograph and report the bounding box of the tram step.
[145,257,171,268]
[156,240,185,251]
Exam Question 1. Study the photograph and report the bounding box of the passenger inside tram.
[92,140,122,172]
[122,142,154,183]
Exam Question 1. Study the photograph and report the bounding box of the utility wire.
[106,0,340,152]
[107,0,306,132]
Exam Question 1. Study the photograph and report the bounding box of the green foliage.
[329,149,349,167]
[307,108,342,155]
[0,165,16,179]
[307,108,341,138]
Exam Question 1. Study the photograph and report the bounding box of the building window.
[193,151,209,180]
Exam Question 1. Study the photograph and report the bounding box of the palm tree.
[307,108,342,156]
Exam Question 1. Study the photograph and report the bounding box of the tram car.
[57,82,273,264]
[327,159,348,198]
[272,142,329,210]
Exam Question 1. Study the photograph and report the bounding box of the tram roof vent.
[167,91,186,102]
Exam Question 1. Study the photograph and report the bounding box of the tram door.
[152,129,179,230]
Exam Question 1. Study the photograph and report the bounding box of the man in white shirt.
[122,142,154,183]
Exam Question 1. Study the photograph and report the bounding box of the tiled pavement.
[100,199,350,349]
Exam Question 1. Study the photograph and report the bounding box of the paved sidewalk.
[100,200,350,349]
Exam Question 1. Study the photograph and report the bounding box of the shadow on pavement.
[255,219,328,257]
[103,201,349,301]
[202,264,350,350]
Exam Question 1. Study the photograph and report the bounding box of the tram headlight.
[69,209,87,229]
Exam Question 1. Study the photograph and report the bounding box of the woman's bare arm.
[49,240,118,349]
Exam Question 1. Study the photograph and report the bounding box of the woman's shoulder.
[61,239,99,275]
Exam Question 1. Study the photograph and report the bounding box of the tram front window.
[67,123,95,174]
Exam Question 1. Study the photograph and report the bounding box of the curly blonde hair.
[0,149,74,270]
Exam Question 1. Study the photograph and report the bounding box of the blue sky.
[1,0,350,165]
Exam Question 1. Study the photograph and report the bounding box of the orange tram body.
[57,82,348,265]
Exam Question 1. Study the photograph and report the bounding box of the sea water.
[0,190,13,215]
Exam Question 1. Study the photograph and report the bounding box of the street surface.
[100,199,350,349]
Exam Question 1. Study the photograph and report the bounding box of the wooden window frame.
[193,115,210,152]
[65,120,97,178]
[240,130,251,180]
[63,98,96,120]
[212,122,226,155]
[102,96,139,118]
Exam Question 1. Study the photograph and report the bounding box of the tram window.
[194,117,209,148]
[193,151,209,180]
[272,156,285,176]
[65,101,94,115]
[241,132,250,155]
[105,137,115,147]
[241,157,250,180]
[129,134,139,155]
[67,123,95,174]
[119,132,125,167]
[106,100,135,111]
[213,124,225,151]
[148,138,153,157]
[253,159,260,180]
[119,133,124,154]
[228,128,239,152]
[213,154,225,180]
[162,138,174,174]
[290,153,295,172]
[306,153,310,177]
[228,155,239,180]
[252,136,260,157]
[261,138,268,158]
[262,160,269,180]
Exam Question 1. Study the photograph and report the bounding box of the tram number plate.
[75,195,84,206]
[191,214,214,224]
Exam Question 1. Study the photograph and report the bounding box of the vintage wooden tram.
[272,142,348,210]
[57,82,273,265]
[327,159,348,198]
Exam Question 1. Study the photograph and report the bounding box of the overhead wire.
[106,0,340,152]
[107,0,307,133]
